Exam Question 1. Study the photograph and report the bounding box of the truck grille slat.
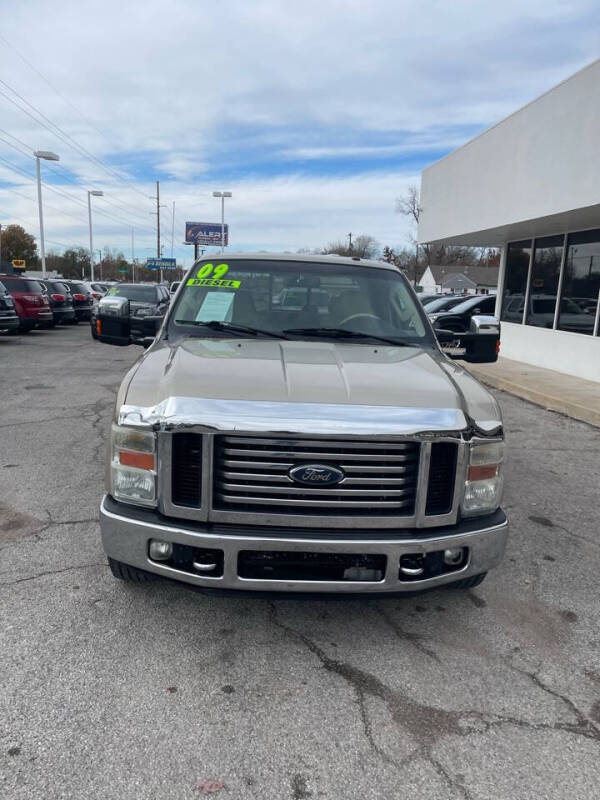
[215,494,415,509]
[213,435,420,517]
[221,447,417,462]
[216,482,416,497]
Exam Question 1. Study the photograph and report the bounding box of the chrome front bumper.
[100,496,508,593]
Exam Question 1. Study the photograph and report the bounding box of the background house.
[418,265,499,294]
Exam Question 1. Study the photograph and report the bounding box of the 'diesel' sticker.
[186,278,241,288]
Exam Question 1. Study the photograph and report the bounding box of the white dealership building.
[418,59,600,383]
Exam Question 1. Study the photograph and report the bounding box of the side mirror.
[437,316,500,363]
[94,295,131,346]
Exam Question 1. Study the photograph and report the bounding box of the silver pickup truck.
[95,254,507,593]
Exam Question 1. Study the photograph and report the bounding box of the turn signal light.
[96,319,102,334]
[467,464,498,481]
[119,451,156,470]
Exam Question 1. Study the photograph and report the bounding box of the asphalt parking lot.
[1,324,599,800]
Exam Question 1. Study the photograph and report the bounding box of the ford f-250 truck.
[95,254,507,593]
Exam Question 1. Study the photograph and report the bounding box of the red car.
[0,275,53,332]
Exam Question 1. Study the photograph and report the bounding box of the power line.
[0,78,152,202]
[0,32,122,154]
[0,151,156,235]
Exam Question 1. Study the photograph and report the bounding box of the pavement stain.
[270,603,600,798]
[291,773,312,799]
[0,507,46,545]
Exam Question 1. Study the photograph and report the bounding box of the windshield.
[170,259,431,344]
[425,295,466,313]
[108,285,157,302]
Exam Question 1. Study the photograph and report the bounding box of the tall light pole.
[87,190,103,281]
[34,150,60,278]
[212,191,232,254]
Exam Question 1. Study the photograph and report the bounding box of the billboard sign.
[146,257,177,271]
[185,222,228,246]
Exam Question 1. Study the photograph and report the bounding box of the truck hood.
[121,338,502,435]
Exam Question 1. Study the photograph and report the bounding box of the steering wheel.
[338,312,380,327]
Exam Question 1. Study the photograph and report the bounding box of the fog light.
[444,547,464,566]
[149,539,173,561]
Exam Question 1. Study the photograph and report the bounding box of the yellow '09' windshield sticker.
[186,262,240,289]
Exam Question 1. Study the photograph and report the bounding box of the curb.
[465,367,600,428]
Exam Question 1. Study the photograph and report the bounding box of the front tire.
[446,572,487,590]
[108,557,161,583]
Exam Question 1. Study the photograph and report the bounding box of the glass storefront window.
[500,240,531,323]
[558,229,600,336]
[525,235,564,328]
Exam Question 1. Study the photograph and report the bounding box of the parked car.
[416,292,444,306]
[93,253,506,593]
[64,280,94,322]
[82,281,109,300]
[0,279,20,334]
[424,294,472,316]
[0,275,53,332]
[90,282,170,340]
[39,280,76,325]
[428,294,498,332]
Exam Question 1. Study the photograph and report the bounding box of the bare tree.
[322,235,379,259]
[395,186,425,286]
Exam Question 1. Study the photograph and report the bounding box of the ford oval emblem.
[288,464,345,487]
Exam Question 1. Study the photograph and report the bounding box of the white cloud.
[0,0,597,258]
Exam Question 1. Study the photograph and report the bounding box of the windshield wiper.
[282,327,417,346]
[175,320,284,339]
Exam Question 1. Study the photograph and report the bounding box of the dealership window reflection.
[558,230,600,336]
[524,235,563,328]
[500,241,531,323]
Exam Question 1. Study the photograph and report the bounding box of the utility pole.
[170,201,175,258]
[0,223,2,267]
[156,180,162,283]
[348,232,353,253]
[156,180,161,258]
[131,228,135,282]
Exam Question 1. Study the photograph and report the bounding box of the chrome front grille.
[212,435,420,516]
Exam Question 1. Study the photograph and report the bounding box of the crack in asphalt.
[375,602,442,663]
[269,604,600,797]
[0,562,106,587]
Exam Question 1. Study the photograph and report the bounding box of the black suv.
[91,283,170,339]
[65,281,94,322]
[0,279,20,334]
[39,280,76,325]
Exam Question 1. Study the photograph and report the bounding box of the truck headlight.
[462,440,504,517]
[110,424,157,506]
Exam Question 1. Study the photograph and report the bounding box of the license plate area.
[237,550,386,582]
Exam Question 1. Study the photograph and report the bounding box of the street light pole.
[87,190,103,281]
[34,150,59,278]
[212,191,232,254]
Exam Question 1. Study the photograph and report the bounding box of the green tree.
[0,224,39,265]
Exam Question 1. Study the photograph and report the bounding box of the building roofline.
[422,58,600,175]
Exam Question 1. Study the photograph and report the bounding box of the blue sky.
[0,0,598,265]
